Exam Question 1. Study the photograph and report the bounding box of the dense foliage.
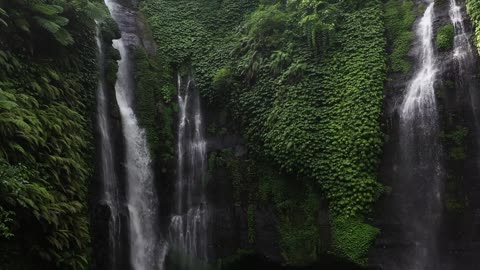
[467,0,480,49]
[0,0,436,267]
[134,48,176,163]
[141,0,387,265]
[0,0,104,269]
[384,0,414,73]
[436,23,455,51]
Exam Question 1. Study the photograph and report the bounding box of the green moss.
[449,146,466,160]
[331,216,380,266]
[445,126,468,161]
[436,24,455,51]
[259,172,321,265]
[445,176,467,213]
[384,0,415,73]
[210,151,322,265]
[445,126,468,145]
[247,204,256,244]
[467,0,480,50]
[207,150,259,245]
[134,48,176,165]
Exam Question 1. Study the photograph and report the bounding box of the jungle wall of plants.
[139,0,389,266]
[467,0,480,49]
[0,1,106,269]
[0,0,434,268]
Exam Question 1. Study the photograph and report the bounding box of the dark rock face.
[219,253,366,270]
[91,28,131,270]
[371,1,480,269]
[203,106,284,263]
[440,0,480,268]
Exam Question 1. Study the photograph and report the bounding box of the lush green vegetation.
[331,216,379,265]
[134,48,177,165]
[436,23,455,51]
[467,0,480,49]
[384,0,415,73]
[4,0,454,268]
[140,0,387,265]
[0,0,104,269]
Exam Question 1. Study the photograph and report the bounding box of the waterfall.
[104,0,167,269]
[396,2,444,269]
[449,0,480,126]
[169,72,208,267]
[95,22,121,270]
[400,2,438,122]
[449,0,476,73]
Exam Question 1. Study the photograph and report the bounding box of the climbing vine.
[141,0,387,265]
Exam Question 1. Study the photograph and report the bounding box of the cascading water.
[95,22,121,270]
[169,73,208,267]
[449,0,475,65]
[400,2,438,122]
[104,0,167,269]
[394,1,444,269]
[449,0,480,127]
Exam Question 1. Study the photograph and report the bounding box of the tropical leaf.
[34,16,61,33]
[53,28,74,45]
[32,4,64,16]
[49,15,69,27]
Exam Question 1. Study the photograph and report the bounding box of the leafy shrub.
[331,216,380,266]
[384,0,415,73]
[436,24,455,51]
[467,0,480,49]
[0,1,100,266]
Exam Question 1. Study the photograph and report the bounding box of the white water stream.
[104,0,167,269]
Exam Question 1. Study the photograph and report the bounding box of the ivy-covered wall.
[138,0,387,266]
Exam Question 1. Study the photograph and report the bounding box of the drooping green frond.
[53,27,74,45]
[34,16,62,34]
[32,4,64,16]
[49,15,69,27]
[0,17,96,265]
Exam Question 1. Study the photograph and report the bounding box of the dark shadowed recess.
[218,253,369,270]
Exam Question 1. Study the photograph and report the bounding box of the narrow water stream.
[95,22,121,270]
[103,0,167,269]
[169,72,208,267]
[397,1,444,269]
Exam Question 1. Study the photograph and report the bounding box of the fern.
[34,16,62,34]
[53,28,74,45]
[32,4,64,16]
[0,34,95,267]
